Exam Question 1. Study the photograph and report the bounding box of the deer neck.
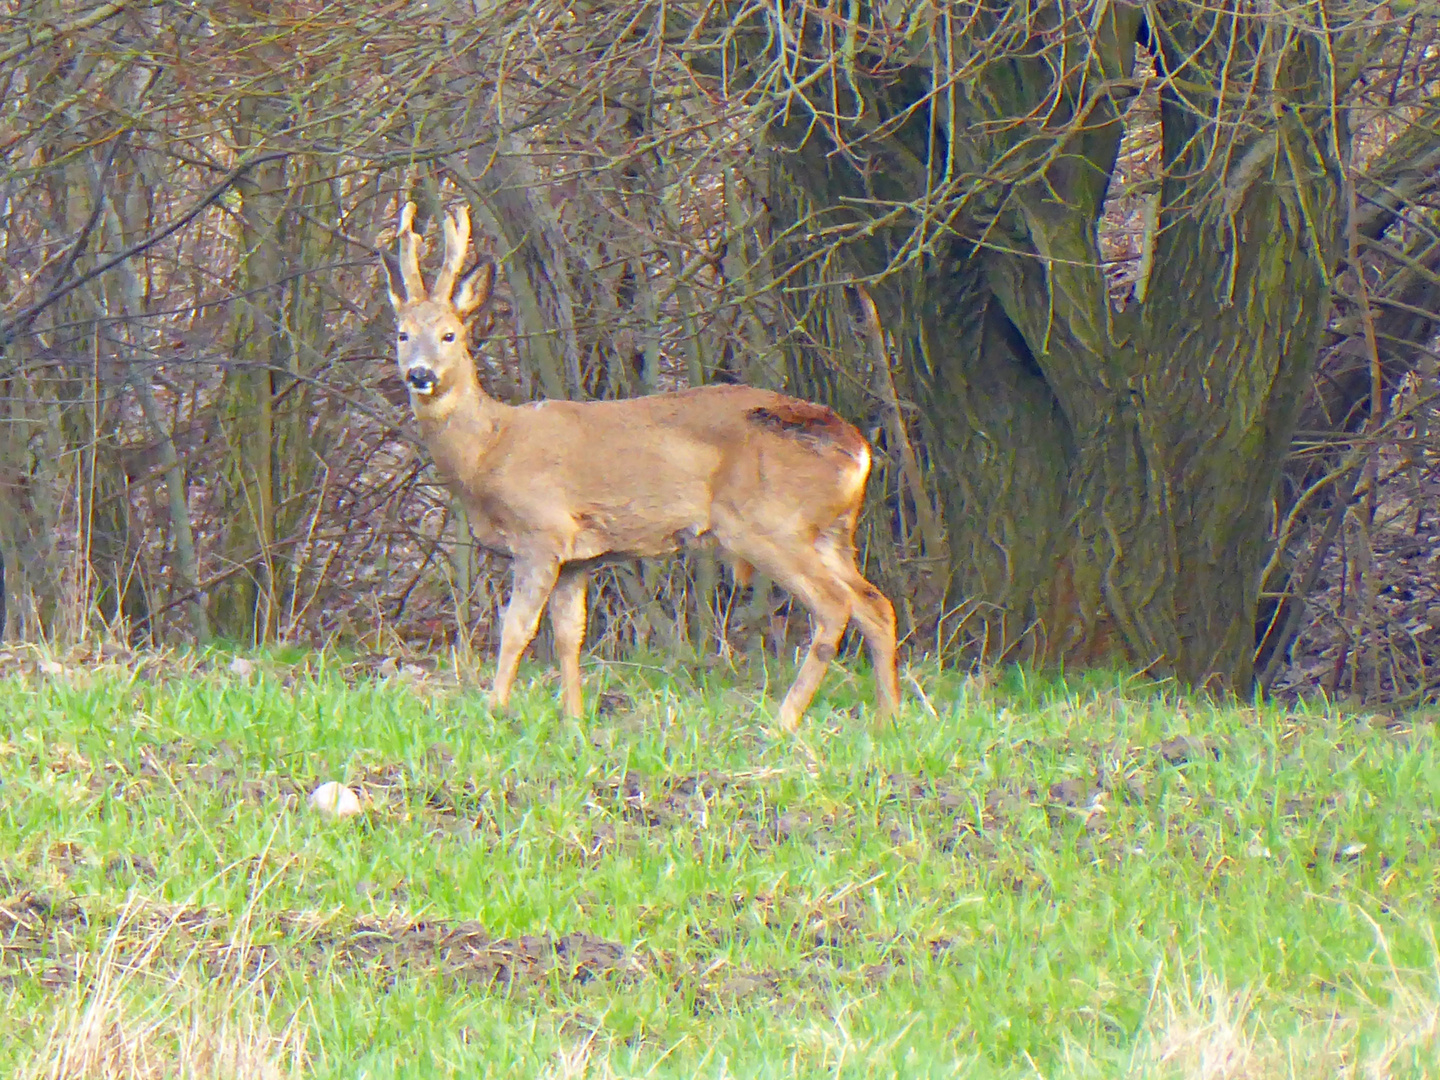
[413,367,507,484]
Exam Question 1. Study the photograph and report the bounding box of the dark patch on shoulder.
[746,401,867,459]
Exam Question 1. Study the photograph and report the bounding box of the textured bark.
[106,167,211,644]
[212,101,283,640]
[212,92,331,641]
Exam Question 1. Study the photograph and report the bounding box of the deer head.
[380,201,497,408]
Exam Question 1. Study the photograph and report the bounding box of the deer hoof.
[775,708,801,734]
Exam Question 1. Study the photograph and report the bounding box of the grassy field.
[1,645,1438,1078]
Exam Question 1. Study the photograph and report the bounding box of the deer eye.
[441,331,456,343]
[397,332,409,342]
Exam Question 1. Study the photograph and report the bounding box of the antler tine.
[434,204,471,302]
[396,201,428,302]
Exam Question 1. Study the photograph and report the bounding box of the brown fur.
[381,203,901,730]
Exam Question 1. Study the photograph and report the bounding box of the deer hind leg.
[548,566,589,719]
[492,558,560,710]
[815,530,900,721]
[775,573,852,731]
[720,529,852,730]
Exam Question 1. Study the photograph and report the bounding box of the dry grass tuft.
[1133,965,1440,1080]
[24,900,308,1080]
[1148,977,1341,1080]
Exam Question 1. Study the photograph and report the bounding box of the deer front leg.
[548,566,589,719]
[491,558,560,711]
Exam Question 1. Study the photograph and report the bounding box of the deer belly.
[567,511,712,561]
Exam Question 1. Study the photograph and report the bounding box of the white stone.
[309,781,362,820]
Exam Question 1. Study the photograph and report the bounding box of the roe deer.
[380,202,899,729]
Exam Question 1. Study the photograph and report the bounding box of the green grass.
[1,649,1438,1077]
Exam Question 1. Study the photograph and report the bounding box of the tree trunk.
[211,34,332,643]
[713,0,1353,689]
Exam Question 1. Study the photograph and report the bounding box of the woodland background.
[3,0,1440,705]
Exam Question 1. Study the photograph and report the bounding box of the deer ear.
[380,249,407,311]
[453,260,496,319]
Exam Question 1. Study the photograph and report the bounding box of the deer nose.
[406,365,438,394]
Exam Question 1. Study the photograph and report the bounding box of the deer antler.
[434,205,471,302]
[396,201,428,302]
